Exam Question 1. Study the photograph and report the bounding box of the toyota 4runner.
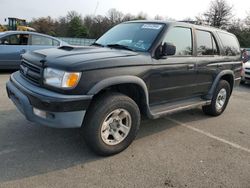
[6,21,242,155]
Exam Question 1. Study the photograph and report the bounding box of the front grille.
[20,60,43,85]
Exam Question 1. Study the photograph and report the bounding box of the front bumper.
[6,71,93,128]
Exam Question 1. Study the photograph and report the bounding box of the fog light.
[33,108,47,119]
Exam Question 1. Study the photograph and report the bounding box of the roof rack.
[178,20,204,25]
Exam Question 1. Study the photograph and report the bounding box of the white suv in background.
[241,48,250,83]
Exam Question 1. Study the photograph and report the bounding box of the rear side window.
[164,27,192,56]
[30,35,53,46]
[217,32,240,56]
[196,30,219,55]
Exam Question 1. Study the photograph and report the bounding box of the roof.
[125,20,231,35]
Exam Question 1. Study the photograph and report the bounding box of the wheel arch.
[206,70,235,100]
[87,76,149,115]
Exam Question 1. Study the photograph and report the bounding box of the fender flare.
[206,70,235,100]
[87,75,149,104]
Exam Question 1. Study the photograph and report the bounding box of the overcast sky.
[0,0,249,24]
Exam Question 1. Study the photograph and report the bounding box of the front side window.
[196,30,219,55]
[0,34,28,45]
[96,23,164,52]
[164,27,192,56]
[217,32,240,56]
[30,35,53,46]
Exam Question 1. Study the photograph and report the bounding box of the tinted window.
[196,30,218,55]
[164,27,192,56]
[217,32,240,56]
[0,34,28,45]
[31,35,53,46]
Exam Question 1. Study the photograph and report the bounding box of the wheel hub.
[101,108,132,146]
[215,88,227,111]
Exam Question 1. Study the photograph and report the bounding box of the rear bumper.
[6,71,93,128]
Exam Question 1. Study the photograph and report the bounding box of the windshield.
[95,23,164,52]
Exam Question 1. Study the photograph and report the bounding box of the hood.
[22,46,145,71]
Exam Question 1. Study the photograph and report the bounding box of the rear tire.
[82,92,140,156]
[202,80,231,116]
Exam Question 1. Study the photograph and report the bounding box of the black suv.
[6,21,242,155]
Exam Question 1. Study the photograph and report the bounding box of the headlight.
[44,68,81,88]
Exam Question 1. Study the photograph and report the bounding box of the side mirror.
[155,42,176,59]
[162,42,176,56]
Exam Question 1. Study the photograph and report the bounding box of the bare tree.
[107,9,124,25]
[30,16,56,36]
[245,11,250,26]
[154,15,163,20]
[122,13,135,21]
[66,11,82,22]
[135,12,148,20]
[202,0,233,28]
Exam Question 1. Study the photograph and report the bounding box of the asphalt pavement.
[0,72,250,188]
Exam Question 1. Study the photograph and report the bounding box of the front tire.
[202,80,231,116]
[82,92,140,156]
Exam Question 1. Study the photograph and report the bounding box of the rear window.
[217,32,240,56]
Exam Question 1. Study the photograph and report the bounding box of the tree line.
[29,0,250,47]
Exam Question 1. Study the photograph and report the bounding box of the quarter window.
[164,27,192,56]
[217,32,240,56]
[196,30,218,55]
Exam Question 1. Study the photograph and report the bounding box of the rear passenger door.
[194,29,221,95]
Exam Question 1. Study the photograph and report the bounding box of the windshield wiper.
[91,42,104,47]
[106,44,135,51]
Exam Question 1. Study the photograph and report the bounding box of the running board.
[148,98,211,119]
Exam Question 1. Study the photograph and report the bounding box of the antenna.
[93,1,99,16]
[87,1,99,39]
